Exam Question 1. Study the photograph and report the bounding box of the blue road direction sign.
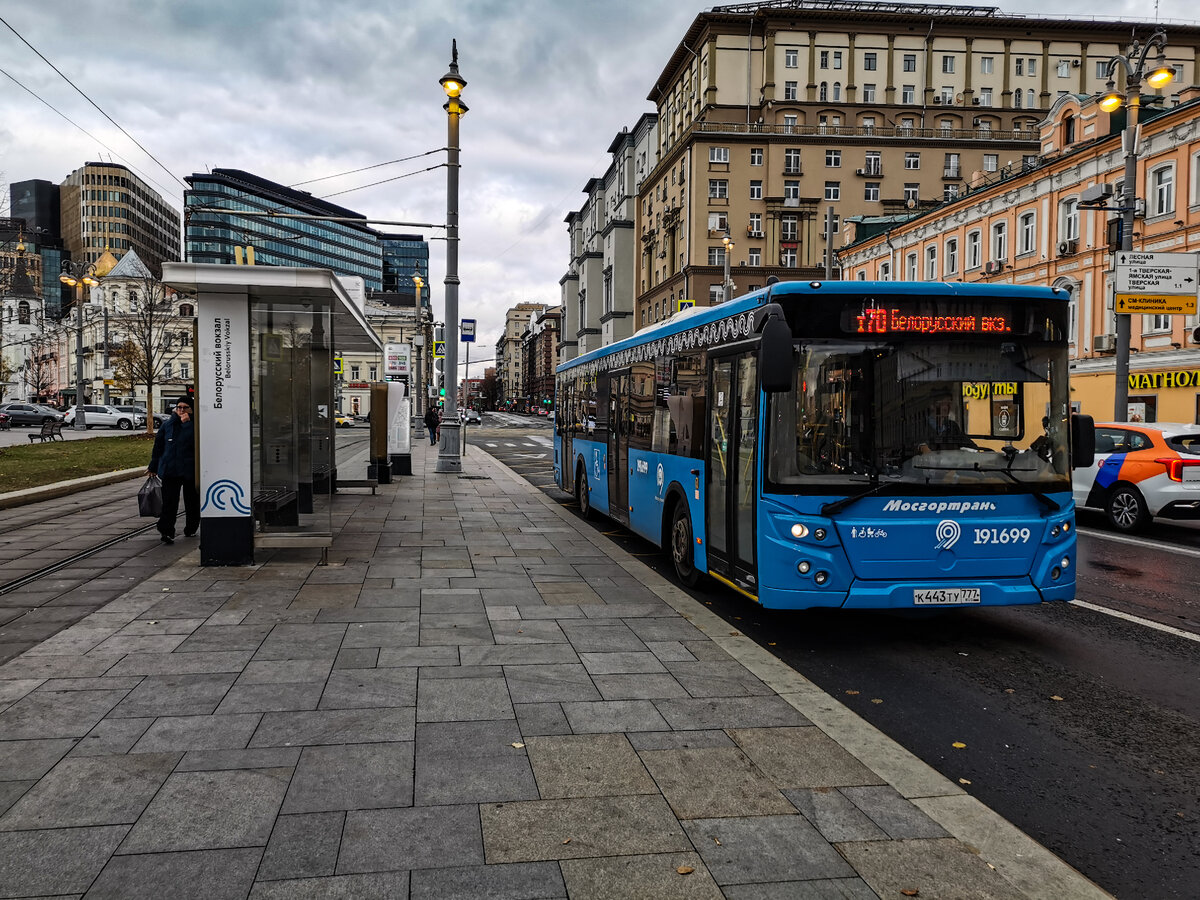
[461,318,476,343]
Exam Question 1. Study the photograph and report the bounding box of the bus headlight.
[797,560,811,574]
[814,571,829,585]
[791,523,809,539]
[1051,566,1061,580]
[1060,556,1070,569]
[814,528,827,541]
[1062,520,1071,533]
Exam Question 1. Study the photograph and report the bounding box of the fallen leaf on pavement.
[1050,695,1064,701]
[871,698,883,704]
[511,742,525,749]
[730,631,741,636]
[952,742,967,749]
[959,778,972,785]
[562,838,571,844]
[901,890,920,897]
[846,689,860,695]
[677,866,694,875]
[1004,688,1015,694]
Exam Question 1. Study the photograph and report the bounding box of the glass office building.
[184,169,384,291]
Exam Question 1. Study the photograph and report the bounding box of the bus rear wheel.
[670,502,700,587]
[576,463,592,520]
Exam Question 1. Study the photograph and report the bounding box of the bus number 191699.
[973,527,1032,544]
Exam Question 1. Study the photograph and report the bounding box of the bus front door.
[608,370,629,524]
[707,353,759,593]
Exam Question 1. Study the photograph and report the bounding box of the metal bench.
[28,421,65,443]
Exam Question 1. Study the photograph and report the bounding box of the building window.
[780,247,797,267]
[979,87,993,106]
[943,183,960,202]
[783,115,797,129]
[821,213,841,237]
[750,148,763,166]
[944,152,960,178]
[863,83,876,102]
[1061,198,1079,241]
[1015,58,1024,76]
[1095,60,1109,78]
[981,56,994,74]
[833,51,843,69]
[820,50,829,69]
[1027,58,1037,76]
[1057,60,1071,77]
[826,149,841,168]
[945,237,959,275]
[824,182,840,201]
[905,152,920,170]
[942,55,955,73]
[967,230,982,269]
[781,215,798,239]
[708,285,723,304]
[832,82,841,101]
[708,211,728,232]
[902,84,915,104]
[180,363,189,380]
[784,148,802,173]
[903,53,917,72]
[983,153,999,172]
[1019,211,1037,254]
[864,151,881,175]
[709,179,728,199]
[864,52,877,71]
[784,81,798,100]
[991,221,1008,261]
[879,261,891,281]
[863,115,877,132]
[925,245,939,279]
[749,212,762,234]
[1013,89,1023,109]
[748,248,762,266]
[749,180,763,200]
[784,180,800,200]
[906,252,918,280]
[903,183,919,203]
[1151,166,1175,216]
[709,147,729,164]
[785,49,798,68]
[164,363,173,378]
[819,82,828,102]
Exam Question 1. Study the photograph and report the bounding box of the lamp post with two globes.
[59,260,99,430]
[436,41,467,473]
[1097,29,1176,421]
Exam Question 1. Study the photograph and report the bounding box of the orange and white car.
[1072,422,1200,532]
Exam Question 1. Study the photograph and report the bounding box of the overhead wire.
[289,149,446,188]
[0,14,188,191]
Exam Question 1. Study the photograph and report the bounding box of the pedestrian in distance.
[148,397,199,544]
[423,406,440,445]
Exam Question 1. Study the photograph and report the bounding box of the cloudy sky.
[0,0,1192,371]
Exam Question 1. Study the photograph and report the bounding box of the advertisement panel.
[198,301,252,519]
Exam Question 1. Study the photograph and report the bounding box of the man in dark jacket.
[148,397,198,544]
[423,407,440,445]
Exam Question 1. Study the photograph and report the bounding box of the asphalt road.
[476,412,1200,900]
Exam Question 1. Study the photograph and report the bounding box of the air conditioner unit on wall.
[983,260,1004,275]
[1093,334,1117,352]
[1057,239,1078,256]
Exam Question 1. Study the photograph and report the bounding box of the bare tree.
[110,272,180,434]
[20,330,60,402]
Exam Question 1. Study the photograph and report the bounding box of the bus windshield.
[766,337,1071,491]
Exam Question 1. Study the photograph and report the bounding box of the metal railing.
[693,121,1037,142]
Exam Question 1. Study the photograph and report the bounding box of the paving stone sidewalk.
[0,440,1110,899]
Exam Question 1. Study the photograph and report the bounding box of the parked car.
[0,403,64,426]
[63,404,145,430]
[1072,422,1200,532]
[335,412,356,427]
[114,405,167,427]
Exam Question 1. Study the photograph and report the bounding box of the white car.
[1072,422,1200,532]
[461,408,482,424]
[63,404,146,430]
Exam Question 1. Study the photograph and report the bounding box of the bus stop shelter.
[162,263,383,566]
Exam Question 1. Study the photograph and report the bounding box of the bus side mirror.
[1070,413,1094,469]
[760,316,793,393]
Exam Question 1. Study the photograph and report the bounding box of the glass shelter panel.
[250,298,334,538]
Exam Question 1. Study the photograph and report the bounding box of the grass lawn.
[0,434,154,493]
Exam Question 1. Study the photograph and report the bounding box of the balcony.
[943,166,962,179]
[782,166,803,175]
[855,166,883,177]
[693,121,1037,143]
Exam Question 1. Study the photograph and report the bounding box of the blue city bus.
[553,280,1094,610]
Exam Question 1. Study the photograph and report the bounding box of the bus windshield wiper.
[821,479,901,516]
[990,467,1061,512]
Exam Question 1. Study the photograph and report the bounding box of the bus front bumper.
[755,575,1074,611]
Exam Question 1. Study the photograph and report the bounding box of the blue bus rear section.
[554,280,1081,611]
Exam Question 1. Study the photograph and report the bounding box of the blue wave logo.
[202,479,251,515]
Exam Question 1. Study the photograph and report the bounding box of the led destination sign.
[854,307,1013,335]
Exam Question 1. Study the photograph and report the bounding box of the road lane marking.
[1077,527,1200,559]
[1071,600,1200,643]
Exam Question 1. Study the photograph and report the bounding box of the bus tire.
[1106,483,1150,533]
[576,462,592,520]
[669,500,700,588]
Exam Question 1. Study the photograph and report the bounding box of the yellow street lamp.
[1097,28,1176,420]
[59,261,99,430]
[721,231,735,303]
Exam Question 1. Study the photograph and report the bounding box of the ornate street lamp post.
[722,229,735,303]
[1098,30,1175,421]
[59,260,99,430]
[436,40,467,473]
[412,272,426,439]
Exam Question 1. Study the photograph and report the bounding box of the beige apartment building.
[495,302,546,410]
[634,1,1200,329]
[60,162,181,277]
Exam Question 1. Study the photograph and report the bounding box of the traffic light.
[439,387,446,398]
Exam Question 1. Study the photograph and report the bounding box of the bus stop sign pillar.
[196,289,255,566]
[387,381,412,476]
[367,382,392,484]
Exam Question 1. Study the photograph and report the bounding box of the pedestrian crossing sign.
[333,356,343,375]
[434,341,446,359]
[679,299,695,312]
